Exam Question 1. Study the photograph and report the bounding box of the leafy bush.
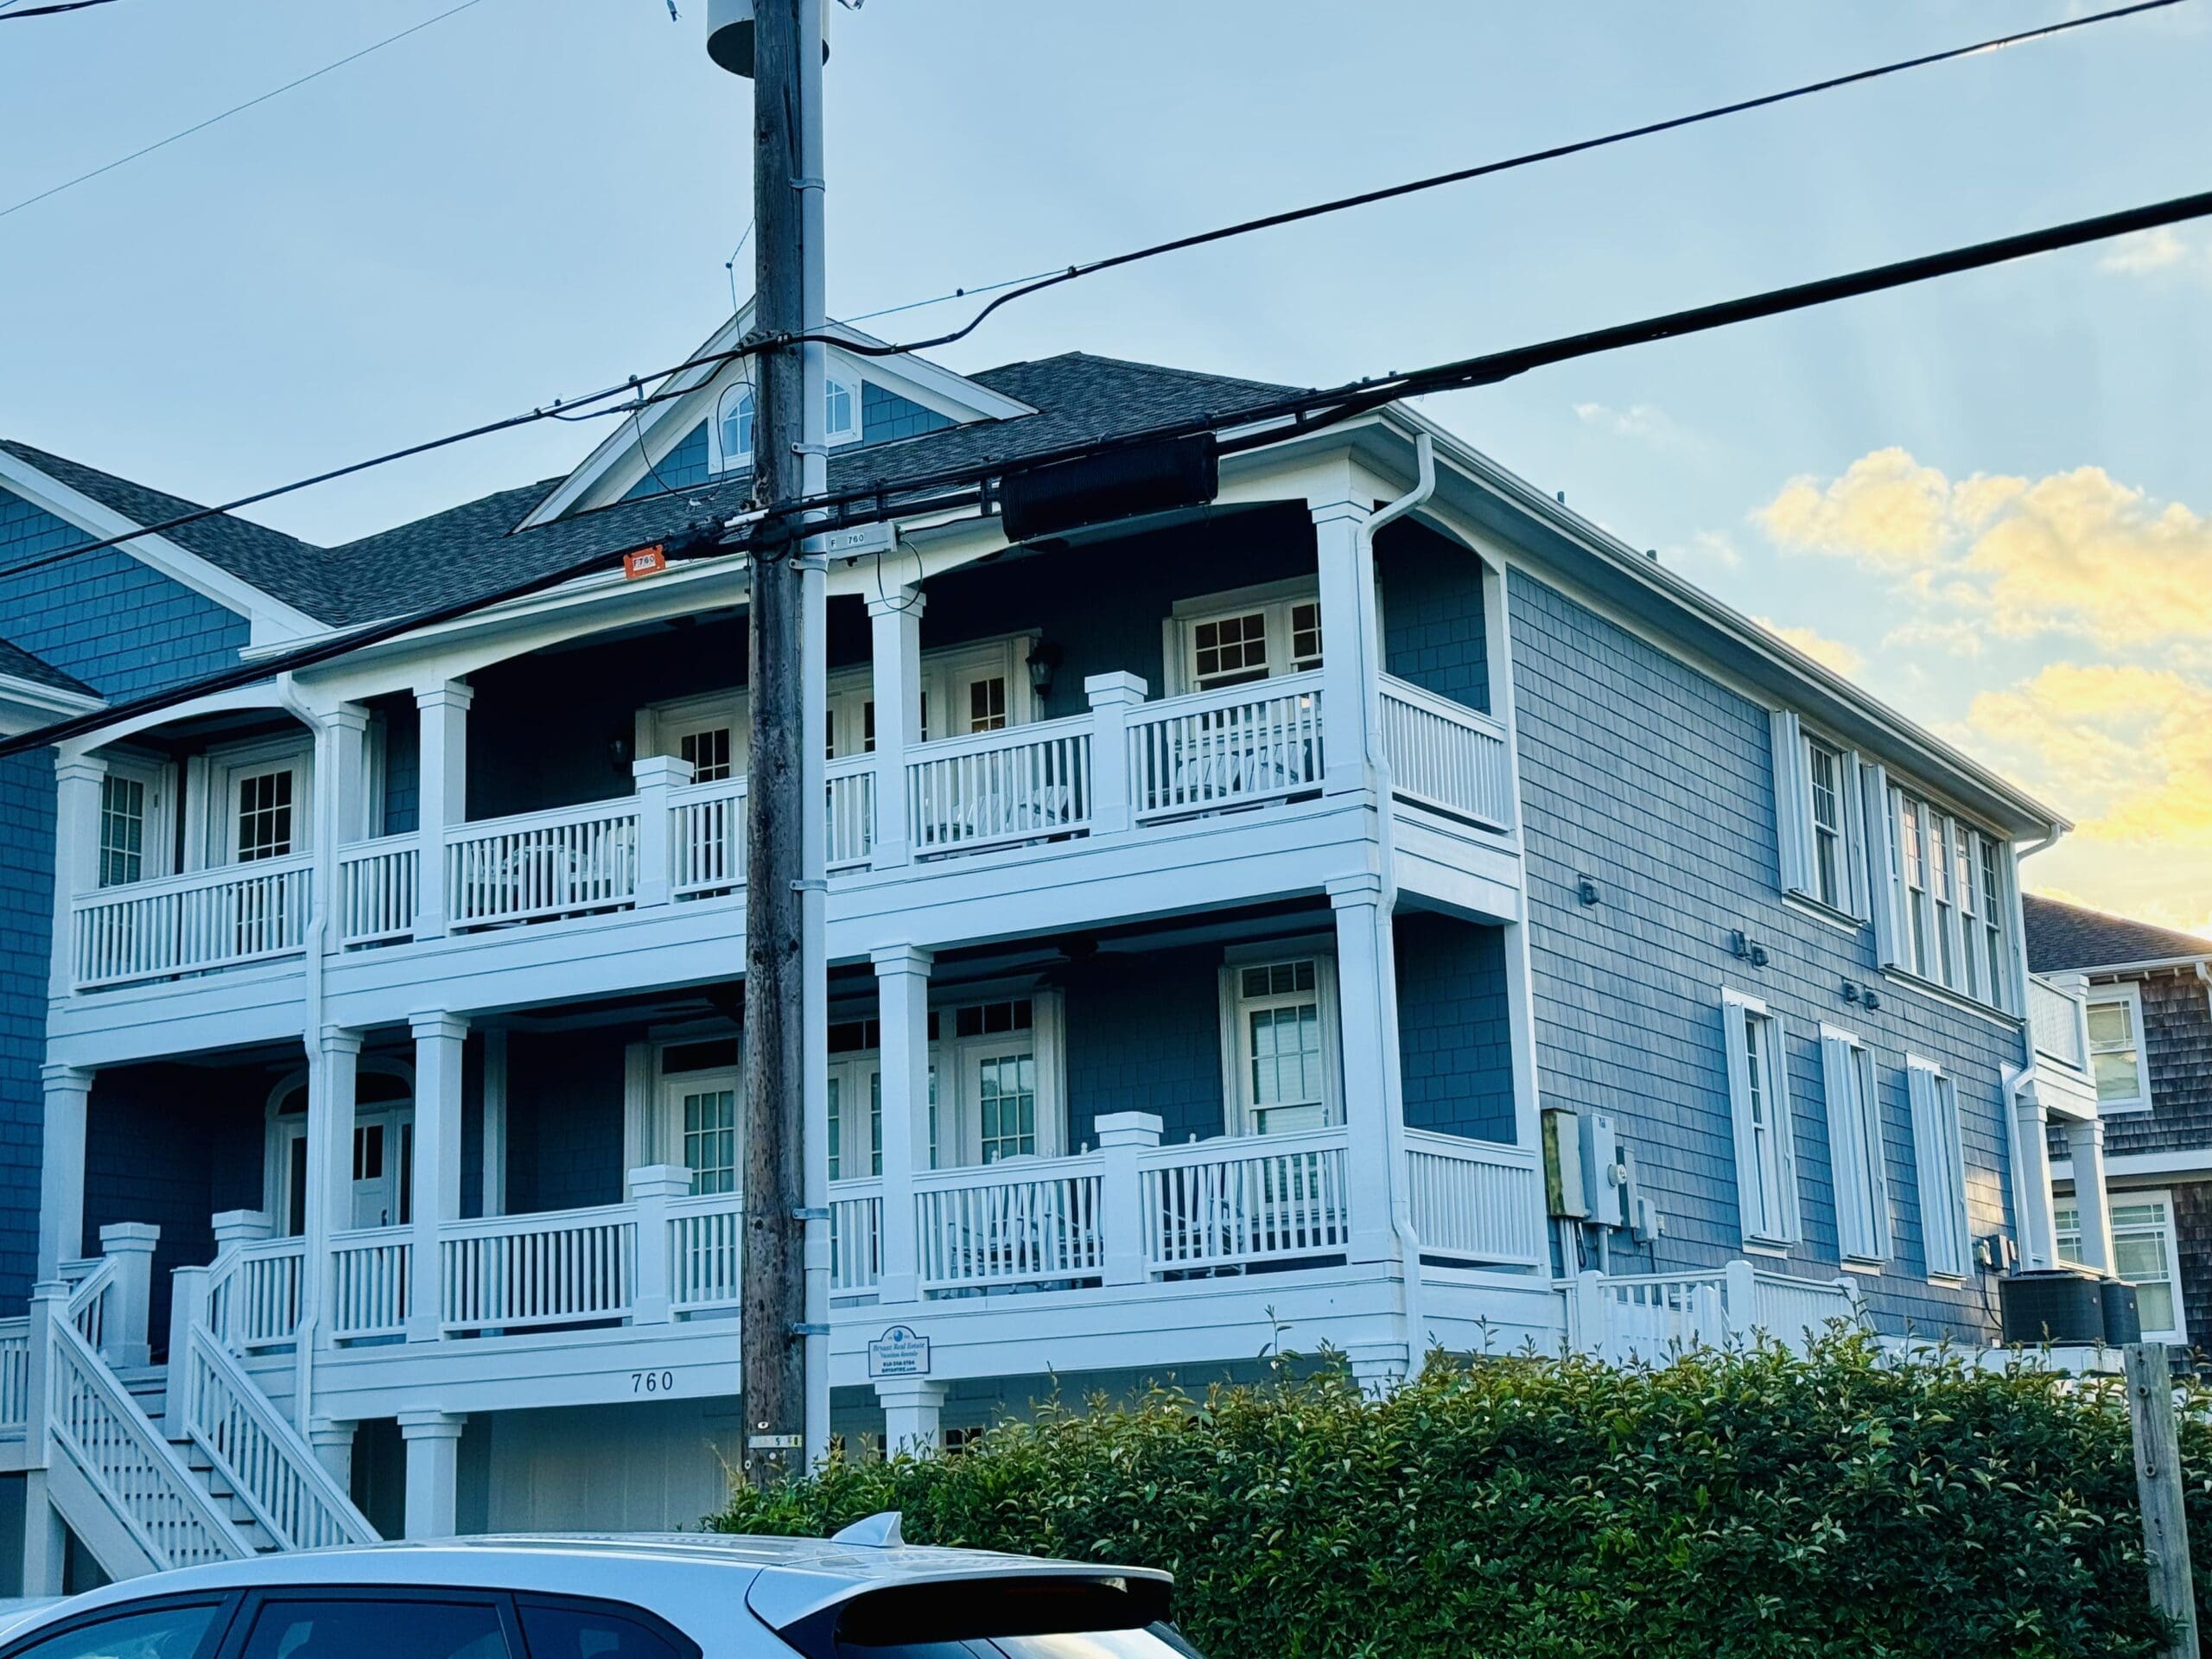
[710,1338,2212,1659]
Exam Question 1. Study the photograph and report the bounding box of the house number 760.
[632,1370,675,1393]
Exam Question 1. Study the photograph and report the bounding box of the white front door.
[350,1107,413,1230]
[827,1060,880,1181]
[664,1076,740,1195]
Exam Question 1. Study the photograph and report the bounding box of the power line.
[0,0,127,19]
[0,0,2170,585]
[10,178,2212,760]
[0,0,490,221]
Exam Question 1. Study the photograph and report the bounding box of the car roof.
[29,1534,1167,1644]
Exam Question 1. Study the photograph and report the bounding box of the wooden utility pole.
[2124,1341,2200,1659]
[735,0,824,1490]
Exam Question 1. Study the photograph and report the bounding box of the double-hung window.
[2057,1193,2184,1341]
[1905,1056,1973,1279]
[2087,984,2153,1113]
[1224,955,1339,1136]
[99,772,148,887]
[1722,990,1798,1247]
[1819,1027,1890,1263]
[1772,713,1864,918]
[1876,780,2012,1012]
[1806,738,1847,910]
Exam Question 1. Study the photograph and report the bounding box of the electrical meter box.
[1541,1108,1586,1219]
[1580,1111,1623,1229]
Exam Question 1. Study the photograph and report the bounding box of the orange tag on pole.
[624,545,669,580]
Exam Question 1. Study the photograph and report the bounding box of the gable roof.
[0,633,93,699]
[2024,893,2212,973]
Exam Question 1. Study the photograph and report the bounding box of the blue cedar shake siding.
[503,1029,627,1216]
[1507,568,2026,1338]
[616,386,952,505]
[1064,947,1227,1151]
[0,489,252,1308]
[1376,519,1490,715]
[1394,912,1516,1143]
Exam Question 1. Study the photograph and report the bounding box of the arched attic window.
[716,382,756,471]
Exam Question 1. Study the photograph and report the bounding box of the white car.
[0,1522,1195,1659]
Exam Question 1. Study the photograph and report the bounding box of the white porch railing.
[446,799,640,930]
[1378,675,1512,830]
[1127,671,1325,823]
[335,836,419,947]
[830,1180,882,1294]
[915,1157,1106,1294]
[330,1227,411,1340]
[72,854,315,988]
[826,759,874,870]
[2029,976,2089,1071]
[206,1236,305,1351]
[667,1192,743,1315]
[0,1316,27,1432]
[1140,1128,1351,1274]
[671,777,747,899]
[908,715,1093,857]
[1566,1263,1859,1364]
[440,1204,636,1332]
[1402,1130,1546,1268]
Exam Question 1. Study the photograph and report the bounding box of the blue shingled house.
[0,312,2095,1586]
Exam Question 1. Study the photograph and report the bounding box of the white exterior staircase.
[20,1230,376,1582]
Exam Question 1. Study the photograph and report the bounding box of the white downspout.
[2005,824,2065,1275]
[1359,433,1434,1376]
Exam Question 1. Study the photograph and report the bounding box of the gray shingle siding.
[620,421,712,501]
[1394,912,1515,1143]
[861,383,957,446]
[2101,969,2212,1157]
[1508,568,2025,1338]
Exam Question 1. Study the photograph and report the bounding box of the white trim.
[1218,938,1343,1138]
[1905,1054,1973,1281]
[0,671,102,738]
[2085,982,2154,1116]
[1165,576,1324,699]
[1818,1023,1890,1265]
[1721,987,1799,1248]
[0,446,323,643]
[2054,1148,2212,1182]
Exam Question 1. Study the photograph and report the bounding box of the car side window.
[237,1601,508,1659]
[515,1602,690,1659]
[5,1605,224,1659]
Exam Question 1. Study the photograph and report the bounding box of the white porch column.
[1084,673,1147,836]
[49,753,105,999]
[631,754,692,908]
[628,1163,690,1325]
[97,1221,159,1367]
[412,681,473,939]
[868,588,925,871]
[1330,876,1406,1268]
[876,1377,945,1455]
[322,702,371,845]
[873,945,931,1304]
[37,1064,92,1278]
[2010,1081,2059,1272]
[1312,499,1379,797]
[2063,1116,2116,1275]
[306,1028,361,1349]
[409,1013,468,1341]
[308,1419,358,1490]
[1096,1111,1161,1287]
[397,1410,466,1538]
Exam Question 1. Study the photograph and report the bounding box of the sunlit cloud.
[1881,617,1985,658]
[1573,401,1698,451]
[1752,615,1862,676]
[2098,226,2212,281]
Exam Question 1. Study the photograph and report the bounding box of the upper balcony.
[49,498,1523,1060]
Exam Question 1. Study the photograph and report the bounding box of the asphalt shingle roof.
[0,635,92,698]
[3,353,1304,632]
[2024,893,2212,973]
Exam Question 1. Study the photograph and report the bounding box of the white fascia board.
[2051,1148,2212,1184]
[518,308,1034,531]
[2073,955,2212,980]
[0,448,324,645]
[0,673,103,738]
[1257,404,2065,842]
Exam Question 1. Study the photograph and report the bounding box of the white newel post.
[2063,1116,2117,1275]
[165,1264,210,1439]
[1095,1111,1161,1287]
[409,1013,468,1342]
[631,754,692,908]
[308,1419,358,1490]
[1572,1268,1609,1357]
[36,1064,92,1279]
[397,1410,465,1539]
[1724,1258,1759,1344]
[307,1027,362,1351]
[1084,673,1147,836]
[49,753,105,998]
[318,702,371,933]
[1312,499,1378,797]
[873,945,932,1304]
[629,1163,690,1325]
[1330,877,1407,1268]
[97,1220,159,1367]
[877,1376,946,1455]
[21,1281,68,1596]
[868,588,925,871]
[412,681,473,939]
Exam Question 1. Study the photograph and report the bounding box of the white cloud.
[1881,618,1985,658]
[2098,227,2212,280]
[1752,615,1862,677]
[1573,401,1694,449]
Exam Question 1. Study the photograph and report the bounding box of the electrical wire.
[10,177,2212,760]
[0,0,126,18]
[0,0,491,220]
[0,0,2171,579]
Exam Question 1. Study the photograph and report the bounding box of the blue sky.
[4,1,2210,923]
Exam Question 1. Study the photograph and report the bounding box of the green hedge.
[710,1338,2212,1659]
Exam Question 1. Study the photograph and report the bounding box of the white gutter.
[1359,433,1433,1376]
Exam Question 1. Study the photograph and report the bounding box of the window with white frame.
[824,371,861,445]
[1723,990,1798,1248]
[827,1015,882,1181]
[1819,1027,1890,1263]
[715,382,756,471]
[99,773,147,887]
[1805,738,1849,911]
[1221,952,1339,1136]
[1905,1056,1973,1279]
[1773,713,1866,919]
[1171,582,1324,695]
[2057,1193,2184,1341]
[2087,984,2153,1113]
[812,997,1062,1172]
[1878,784,2012,1011]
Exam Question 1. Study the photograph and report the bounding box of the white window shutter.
[1841,751,1873,922]
[1722,997,1761,1243]
[1861,762,1904,968]
[1821,1029,1885,1262]
[1770,709,1812,895]
[1906,1060,1968,1278]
